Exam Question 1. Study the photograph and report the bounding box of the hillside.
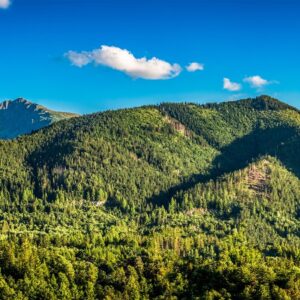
[0,95,300,299]
[0,98,78,139]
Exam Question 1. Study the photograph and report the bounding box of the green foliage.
[0,96,299,298]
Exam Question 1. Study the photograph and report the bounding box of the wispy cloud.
[186,62,204,72]
[223,78,242,91]
[65,45,182,80]
[0,0,10,9]
[243,75,268,88]
[65,51,92,68]
[243,75,277,89]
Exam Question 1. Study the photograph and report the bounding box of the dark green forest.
[0,95,300,299]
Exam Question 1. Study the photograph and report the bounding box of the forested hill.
[0,95,300,299]
[0,98,78,139]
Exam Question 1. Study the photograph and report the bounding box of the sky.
[0,0,299,114]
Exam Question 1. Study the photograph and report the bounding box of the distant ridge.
[0,98,78,139]
[0,95,298,140]
[209,95,299,111]
[179,95,299,112]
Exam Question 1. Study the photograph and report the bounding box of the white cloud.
[65,45,182,80]
[243,75,269,88]
[186,62,204,72]
[65,51,92,68]
[0,0,10,9]
[223,78,242,91]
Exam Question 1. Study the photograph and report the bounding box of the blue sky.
[0,0,299,113]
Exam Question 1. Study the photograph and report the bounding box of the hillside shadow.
[25,131,77,199]
[148,125,300,207]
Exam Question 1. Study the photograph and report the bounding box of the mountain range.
[0,95,300,299]
[0,98,77,139]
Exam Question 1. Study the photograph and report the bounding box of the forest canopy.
[0,96,300,299]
